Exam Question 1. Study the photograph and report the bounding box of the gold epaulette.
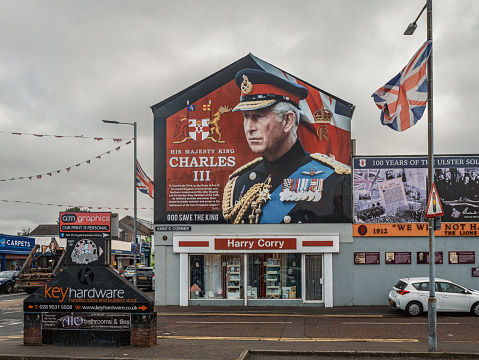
[310,153,351,174]
[228,157,263,179]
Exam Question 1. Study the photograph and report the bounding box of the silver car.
[389,277,479,316]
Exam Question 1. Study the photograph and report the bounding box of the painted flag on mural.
[250,55,355,166]
[136,160,154,198]
[372,40,432,132]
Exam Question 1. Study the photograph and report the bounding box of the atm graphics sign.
[59,212,111,238]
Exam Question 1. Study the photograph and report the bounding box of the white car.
[389,277,479,316]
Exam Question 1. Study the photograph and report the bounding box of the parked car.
[122,265,144,280]
[389,277,479,316]
[135,267,155,291]
[0,270,18,294]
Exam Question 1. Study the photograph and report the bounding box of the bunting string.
[0,130,132,142]
[0,141,132,181]
[0,199,152,210]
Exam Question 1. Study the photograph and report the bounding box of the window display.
[189,253,302,300]
[226,258,241,299]
[189,254,244,299]
[247,254,301,299]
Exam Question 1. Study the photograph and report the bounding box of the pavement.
[1,305,478,360]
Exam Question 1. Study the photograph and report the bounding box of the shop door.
[305,255,323,301]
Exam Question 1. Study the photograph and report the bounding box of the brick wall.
[131,313,157,347]
[24,313,42,346]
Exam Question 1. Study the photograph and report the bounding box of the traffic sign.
[425,183,444,218]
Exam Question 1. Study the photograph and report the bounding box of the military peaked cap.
[232,68,308,112]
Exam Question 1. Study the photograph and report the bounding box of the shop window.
[247,254,301,299]
[189,254,244,299]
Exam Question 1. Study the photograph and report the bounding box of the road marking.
[158,312,383,318]
[177,321,293,324]
[0,321,23,326]
[157,335,419,343]
[0,335,22,341]
[341,322,460,325]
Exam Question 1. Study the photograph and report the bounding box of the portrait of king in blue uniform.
[222,69,351,224]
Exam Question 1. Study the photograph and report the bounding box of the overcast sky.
[1,0,478,236]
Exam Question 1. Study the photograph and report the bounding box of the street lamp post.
[404,0,436,352]
[102,119,138,286]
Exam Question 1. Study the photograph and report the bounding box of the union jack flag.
[353,169,384,192]
[372,40,432,131]
[136,160,154,198]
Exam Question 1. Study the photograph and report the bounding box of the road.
[1,291,479,359]
[156,306,479,343]
[0,291,24,339]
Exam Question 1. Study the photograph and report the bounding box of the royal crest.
[188,119,210,142]
[313,105,333,123]
[173,101,230,144]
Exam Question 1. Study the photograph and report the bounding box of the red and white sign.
[173,234,339,253]
[215,238,296,250]
[425,183,444,218]
[188,119,210,142]
[59,212,111,233]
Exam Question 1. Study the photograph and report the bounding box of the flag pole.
[404,0,436,351]
[426,0,437,352]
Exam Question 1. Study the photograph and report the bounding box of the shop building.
[0,234,35,271]
[155,224,350,306]
[152,55,355,307]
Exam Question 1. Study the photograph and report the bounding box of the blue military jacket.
[222,140,351,224]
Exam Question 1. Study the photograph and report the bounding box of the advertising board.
[65,238,109,266]
[154,54,354,225]
[24,266,154,313]
[353,155,479,224]
[42,312,130,330]
[59,212,111,239]
[0,234,34,253]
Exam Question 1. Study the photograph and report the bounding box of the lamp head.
[404,22,417,35]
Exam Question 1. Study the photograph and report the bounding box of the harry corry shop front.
[174,234,338,306]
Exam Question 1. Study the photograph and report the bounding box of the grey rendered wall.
[332,236,479,306]
[155,224,479,307]
[155,243,180,305]
[154,223,353,306]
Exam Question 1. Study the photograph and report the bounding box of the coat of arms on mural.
[173,101,231,144]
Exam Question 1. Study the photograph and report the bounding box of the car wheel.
[5,283,13,294]
[406,301,423,316]
[471,302,479,316]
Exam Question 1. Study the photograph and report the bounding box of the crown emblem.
[313,106,333,123]
[240,75,253,95]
